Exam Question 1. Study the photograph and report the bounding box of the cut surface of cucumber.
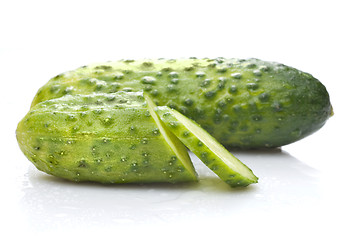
[144,93,198,180]
[153,104,258,187]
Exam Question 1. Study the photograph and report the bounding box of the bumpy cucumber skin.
[155,106,258,187]
[31,58,332,149]
[16,92,197,183]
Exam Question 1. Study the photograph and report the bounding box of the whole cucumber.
[31,58,332,149]
[16,92,197,183]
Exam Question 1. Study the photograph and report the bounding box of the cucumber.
[16,92,197,183]
[30,58,332,149]
[153,103,258,187]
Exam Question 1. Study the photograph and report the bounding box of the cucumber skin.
[31,58,332,149]
[155,106,258,187]
[16,92,197,183]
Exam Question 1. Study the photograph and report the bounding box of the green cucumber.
[30,58,332,149]
[153,104,258,187]
[16,92,197,183]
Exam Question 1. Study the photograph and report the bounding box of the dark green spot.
[142,61,153,67]
[204,90,216,99]
[102,117,114,126]
[169,121,178,128]
[200,79,211,88]
[179,106,188,115]
[232,104,242,113]
[217,100,226,109]
[259,65,270,72]
[246,63,256,69]
[122,87,133,92]
[252,115,262,121]
[177,166,184,172]
[246,83,259,90]
[171,78,179,84]
[201,152,208,159]
[64,87,74,94]
[95,158,103,164]
[66,114,76,121]
[141,76,156,84]
[151,89,159,96]
[93,109,103,115]
[78,160,87,168]
[217,77,226,89]
[167,84,176,92]
[253,70,262,76]
[210,165,219,171]
[184,66,194,71]
[95,83,106,91]
[240,125,249,132]
[215,57,224,63]
[130,162,139,172]
[217,67,227,73]
[114,74,124,80]
[169,72,179,78]
[144,85,152,91]
[182,131,190,137]
[272,102,283,112]
[207,63,217,68]
[105,166,112,172]
[106,95,116,101]
[152,128,160,136]
[184,98,193,106]
[109,83,121,93]
[162,67,172,72]
[231,73,242,79]
[229,85,238,93]
[95,65,112,70]
[259,92,270,102]
[196,72,205,78]
[50,85,61,93]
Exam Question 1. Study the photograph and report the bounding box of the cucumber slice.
[151,103,258,187]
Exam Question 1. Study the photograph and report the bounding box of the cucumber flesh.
[153,103,258,187]
[144,93,198,180]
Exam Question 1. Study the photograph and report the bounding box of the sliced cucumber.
[16,92,198,184]
[148,98,258,187]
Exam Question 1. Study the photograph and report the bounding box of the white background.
[1,0,358,239]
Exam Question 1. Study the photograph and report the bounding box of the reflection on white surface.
[20,149,321,232]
